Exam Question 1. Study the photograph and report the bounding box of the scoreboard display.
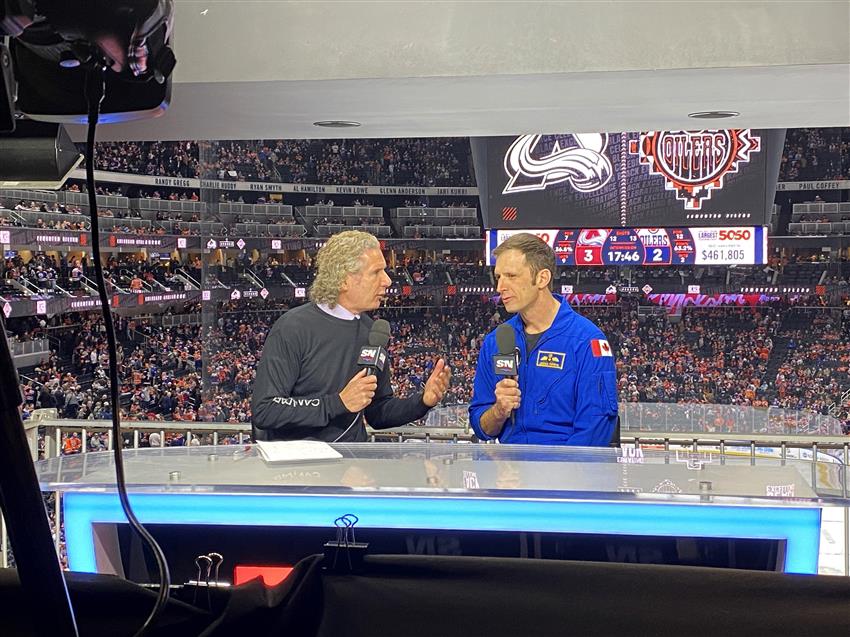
[470,129,785,229]
[485,227,767,266]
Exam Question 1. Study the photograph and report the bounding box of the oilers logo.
[636,228,670,247]
[637,228,672,264]
[503,134,613,195]
[629,129,760,210]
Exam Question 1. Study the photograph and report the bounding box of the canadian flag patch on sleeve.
[590,339,613,357]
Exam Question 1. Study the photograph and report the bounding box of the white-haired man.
[252,230,451,442]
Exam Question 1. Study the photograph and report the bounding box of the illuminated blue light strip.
[64,492,821,575]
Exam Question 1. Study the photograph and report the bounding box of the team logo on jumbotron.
[629,129,760,210]
[576,229,608,246]
[503,134,613,194]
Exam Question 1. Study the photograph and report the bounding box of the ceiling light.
[687,111,740,120]
[313,120,361,128]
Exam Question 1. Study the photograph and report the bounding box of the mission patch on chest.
[536,350,565,370]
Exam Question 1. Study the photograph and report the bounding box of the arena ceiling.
[69,1,850,142]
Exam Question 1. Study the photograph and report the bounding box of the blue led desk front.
[36,443,829,576]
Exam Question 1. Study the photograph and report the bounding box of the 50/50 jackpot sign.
[485,227,767,266]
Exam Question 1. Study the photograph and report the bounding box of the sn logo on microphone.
[493,355,516,376]
[358,346,382,368]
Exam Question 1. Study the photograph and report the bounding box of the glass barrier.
[36,442,841,503]
[419,403,845,437]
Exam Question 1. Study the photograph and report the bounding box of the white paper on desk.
[256,440,343,464]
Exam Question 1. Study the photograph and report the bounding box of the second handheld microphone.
[357,319,391,376]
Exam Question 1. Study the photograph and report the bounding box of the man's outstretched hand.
[422,358,451,407]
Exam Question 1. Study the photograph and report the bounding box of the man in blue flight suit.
[469,233,618,445]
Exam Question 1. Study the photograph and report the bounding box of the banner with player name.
[68,169,479,197]
[776,180,850,192]
[472,129,785,229]
[485,226,767,266]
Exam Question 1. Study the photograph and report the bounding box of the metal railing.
[8,338,49,357]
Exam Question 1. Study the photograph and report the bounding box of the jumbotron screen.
[471,129,785,229]
[485,226,768,266]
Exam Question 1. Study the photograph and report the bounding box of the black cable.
[83,63,171,637]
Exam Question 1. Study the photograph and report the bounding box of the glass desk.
[36,443,845,579]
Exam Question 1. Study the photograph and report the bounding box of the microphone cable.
[84,62,171,637]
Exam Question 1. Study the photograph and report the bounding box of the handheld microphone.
[494,323,518,429]
[358,319,390,376]
[493,323,517,378]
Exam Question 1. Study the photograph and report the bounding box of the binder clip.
[188,552,227,610]
[323,514,369,573]
[191,554,212,608]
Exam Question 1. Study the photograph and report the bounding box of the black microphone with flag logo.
[358,319,390,376]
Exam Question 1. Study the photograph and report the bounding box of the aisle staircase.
[761,336,790,391]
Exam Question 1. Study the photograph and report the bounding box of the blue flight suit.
[469,295,618,445]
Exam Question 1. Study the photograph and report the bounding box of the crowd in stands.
[19,308,272,439]
[772,308,850,416]
[139,188,201,201]
[202,138,475,186]
[779,128,850,182]
[604,302,777,406]
[13,294,850,461]
[63,183,124,197]
[105,253,186,291]
[82,141,199,178]
[1,252,93,296]
[82,138,476,186]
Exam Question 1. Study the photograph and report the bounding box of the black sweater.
[251,303,430,442]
